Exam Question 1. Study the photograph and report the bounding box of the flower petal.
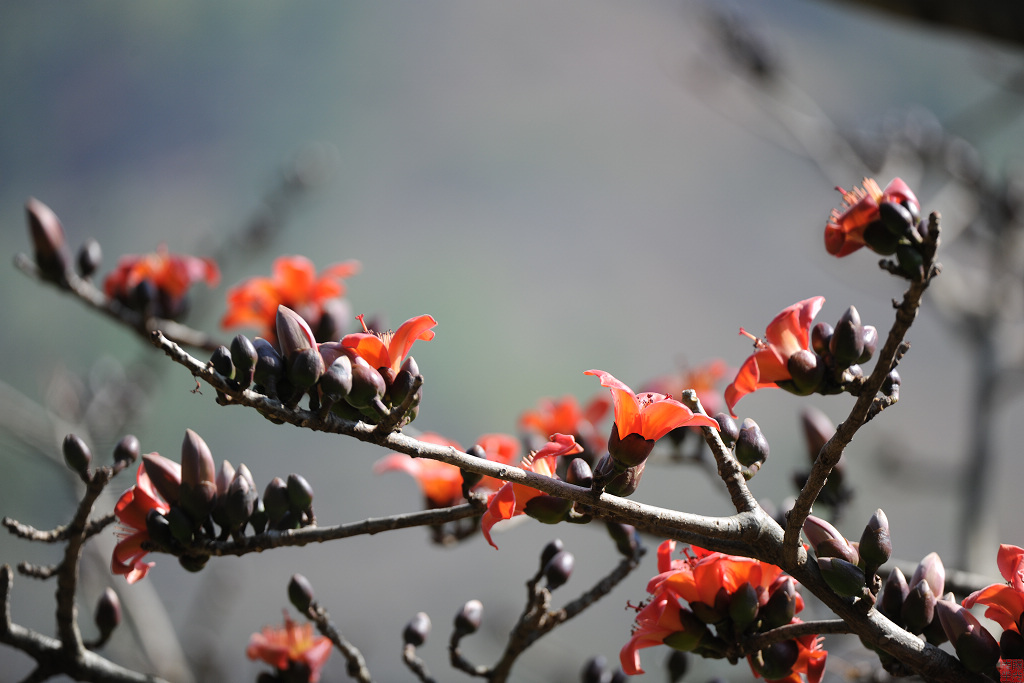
[342,333,391,370]
[585,370,641,438]
[386,314,437,372]
[481,484,518,549]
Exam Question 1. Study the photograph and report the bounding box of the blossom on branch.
[341,313,437,374]
[825,177,919,257]
[518,393,610,455]
[480,433,583,549]
[111,455,178,583]
[247,611,333,683]
[585,369,719,471]
[222,255,359,342]
[724,296,825,417]
[104,245,220,320]
[963,544,1024,634]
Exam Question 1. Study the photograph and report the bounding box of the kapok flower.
[825,177,919,257]
[642,359,730,419]
[246,611,333,683]
[648,540,786,610]
[221,255,359,342]
[342,313,437,375]
[963,544,1024,634]
[619,592,688,676]
[104,245,220,319]
[480,433,583,549]
[724,296,825,417]
[585,369,719,469]
[518,394,610,454]
[111,455,178,583]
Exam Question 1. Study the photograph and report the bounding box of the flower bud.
[319,355,353,400]
[882,369,901,396]
[286,473,314,511]
[1002,629,1024,661]
[288,573,315,613]
[524,495,572,523]
[252,338,285,392]
[896,243,925,278]
[663,609,708,652]
[566,458,593,489]
[288,347,325,389]
[113,435,140,466]
[94,587,121,638]
[76,239,102,279]
[760,577,798,630]
[786,349,825,394]
[902,579,936,634]
[910,552,945,599]
[605,521,639,558]
[879,200,914,236]
[209,346,234,379]
[858,509,891,572]
[936,599,1000,673]
[26,198,70,283]
[403,612,431,647]
[800,407,834,463]
[810,322,833,356]
[263,477,289,525]
[346,356,386,409]
[180,429,217,522]
[596,456,644,497]
[459,444,486,491]
[225,468,257,531]
[735,419,769,467]
[540,539,564,570]
[145,509,174,549]
[276,305,316,359]
[580,655,608,683]
[543,549,575,589]
[729,582,760,633]
[142,453,181,505]
[712,413,739,448]
[230,334,258,388]
[751,640,799,680]
[803,515,847,554]
[215,460,236,499]
[879,567,909,625]
[388,356,420,407]
[607,426,655,470]
[667,650,689,683]
[166,506,194,545]
[62,434,91,478]
[817,557,866,598]
[454,599,483,635]
[862,219,900,255]
[178,554,208,573]
[830,307,865,367]
[857,325,878,364]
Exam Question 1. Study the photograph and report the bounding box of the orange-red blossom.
[111,455,178,584]
[963,544,1024,634]
[825,177,918,257]
[246,611,333,683]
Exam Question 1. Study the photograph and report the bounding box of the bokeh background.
[2,1,1023,681]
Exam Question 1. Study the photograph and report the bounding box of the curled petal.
[998,544,1024,592]
[481,484,517,549]
[342,333,391,370]
[386,314,437,372]
[585,370,641,437]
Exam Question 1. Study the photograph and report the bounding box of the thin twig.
[304,602,373,683]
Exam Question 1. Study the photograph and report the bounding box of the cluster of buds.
[804,510,892,602]
[112,429,316,582]
[580,654,627,683]
[621,541,825,681]
[712,413,769,480]
[825,177,930,278]
[209,306,434,428]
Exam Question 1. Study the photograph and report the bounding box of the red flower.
[749,625,827,683]
[825,177,918,257]
[585,370,720,442]
[111,455,178,584]
[963,544,1024,633]
[724,297,825,417]
[480,434,583,549]
[342,314,437,374]
[619,592,687,675]
[642,359,730,420]
[519,394,610,453]
[221,255,359,342]
[648,540,785,609]
[246,611,333,683]
[104,245,219,318]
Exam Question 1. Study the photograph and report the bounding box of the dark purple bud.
[712,413,739,448]
[142,453,181,505]
[144,509,174,548]
[388,356,420,406]
[276,305,317,359]
[882,369,901,396]
[666,650,689,683]
[230,334,257,388]
[1002,629,1024,661]
[902,579,936,634]
[879,567,909,625]
[816,538,860,565]
[62,434,91,478]
[580,655,608,683]
[786,349,825,394]
[319,355,353,399]
[403,611,431,647]
[209,345,234,379]
[166,506,194,544]
[810,322,833,356]
[803,515,851,556]
[263,477,289,525]
[180,429,217,522]
[225,468,257,530]
[178,554,208,573]
[460,444,485,490]
[76,239,102,279]
[252,338,285,391]
[286,473,314,511]
[566,458,593,488]
[729,582,760,632]
[936,599,1000,673]
[543,549,574,590]
[605,521,639,558]
[540,539,564,570]
[751,640,799,680]
[288,347,325,389]
[735,419,769,467]
[94,587,121,637]
[830,307,864,367]
[454,599,483,635]
[863,219,900,255]
[345,356,386,408]
[288,574,315,613]
[113,435,140,466]
[858,509,891,572]
[857,325,878,364]
[760,577,798,630]
[607,426,655,470]
[215,460,236,498]
[879,200,914,236]
[817,557,866,598]
[523,495,572,523]
[26,198,69,283]
[910,552,945,599]
[800,407,834,463]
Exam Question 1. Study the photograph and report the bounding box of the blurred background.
[2,1,1024,681]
